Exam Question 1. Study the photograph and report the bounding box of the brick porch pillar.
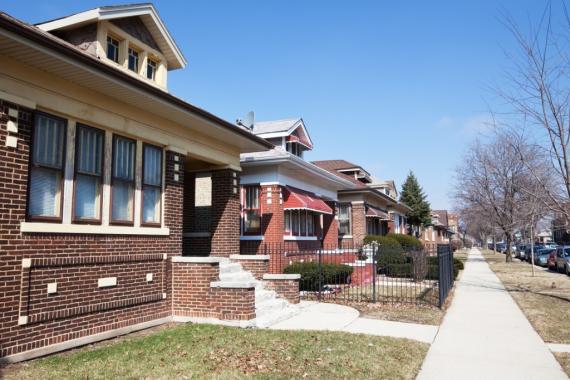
[351,202,366,245]
[322,201,338,247]
[210,169,240,257]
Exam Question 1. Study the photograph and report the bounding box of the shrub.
[450,239,463,252]
[284,262,354,291]
[363,235,404,255]
[386,233,423,250]
[384,263,413,278]
[426,256,463,279]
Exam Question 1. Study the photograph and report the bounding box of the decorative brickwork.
[210,169,240,257]
[0,99,185,358]
[172,259,255,320]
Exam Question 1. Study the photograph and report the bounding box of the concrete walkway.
[417,248,568,380]
[268,301,438,344]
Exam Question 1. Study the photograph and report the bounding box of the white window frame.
[22,113,168,236]
[338,203,352,236]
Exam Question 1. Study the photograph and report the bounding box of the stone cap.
[171,256,223,264]
[263,274,301,280]
[210,281,256,289]
[229,254,270,261]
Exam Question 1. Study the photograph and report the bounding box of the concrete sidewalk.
[417,248,567,380]
[268,301,438,344]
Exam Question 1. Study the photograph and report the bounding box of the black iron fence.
[240,241,455,308]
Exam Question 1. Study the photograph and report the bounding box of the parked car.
[525,245,545,263]
[534,248,556,267]
[496,243,506,253]
[555,246,570,275]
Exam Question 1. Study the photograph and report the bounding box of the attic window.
[286,142,303,158]
[106,36,120,63]
[146,59,158,81]
[128,48,139,72]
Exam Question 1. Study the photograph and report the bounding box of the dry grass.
[346,301,443,325]
[483,250,570,344]
[555,353,570,376]
[2,323,428,380]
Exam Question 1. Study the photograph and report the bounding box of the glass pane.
[143,186,161,223]
[292,211,300,235]
[113,137,135,180]
[307,213,314,235]
[112,180,134,221]
[76,125,103,175]
[143,145,162,186]
[29,167,61,217]
[244,210,261,233]
[33,114,65,168]
[74,174,100,219]
[284,211,290,232]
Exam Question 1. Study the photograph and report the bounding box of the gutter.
[0,13,273,151]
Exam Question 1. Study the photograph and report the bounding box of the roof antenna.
[237,111,255,130]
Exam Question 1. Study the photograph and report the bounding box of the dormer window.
[128,47,139,72]
[147,58,158,81]
[106,36,120,63]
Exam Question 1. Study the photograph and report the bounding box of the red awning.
[283,187,333,215]
[366,206,390,220]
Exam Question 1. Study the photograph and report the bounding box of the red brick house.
[0,5,302,363]
[420,210,453,250]
[239,118,356,252]
[312,160,411,245]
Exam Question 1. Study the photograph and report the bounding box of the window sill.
[340,235,353,239]
[284,236,318,241]
[240,235,264,241]
[20,222,170,236]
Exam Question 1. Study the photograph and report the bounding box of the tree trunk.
[505,234,513,262]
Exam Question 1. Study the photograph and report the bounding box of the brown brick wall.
[232,258,269,280]
[210,169,240,257]
[172,260,255,320]
[264,278,300,304]
[0,100,185,358]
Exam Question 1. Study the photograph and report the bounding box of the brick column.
[261,184,284,245]
[210,169,240,257]
[351,202,366,245]
[322,201,338,247]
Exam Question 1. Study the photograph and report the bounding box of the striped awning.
[283,186,333,215]
[366,206,390,220]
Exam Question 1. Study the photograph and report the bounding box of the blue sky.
[2,0,557,209]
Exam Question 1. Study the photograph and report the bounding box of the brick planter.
[229,255,269,280]
[262,274,301,304]
[171,257,255,320]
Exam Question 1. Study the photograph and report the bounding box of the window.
[142,144,162,225]
[73,124,104,222]
[338,203,351,235]
[242,186,261,235]
[128,47,139,72]
[28,113,66,220]
[107,36,120,63]
[111,135,136,224]
[147,59,157,80]
[286,142,303,157]
[284,210,318,237]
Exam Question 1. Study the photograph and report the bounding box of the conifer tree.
[400,171,431,234]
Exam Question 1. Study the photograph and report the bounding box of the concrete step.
[219,263,242,274]
[255,289,277,304]
[255,305,300,328]
[256,298,287,315]
[219,272,256,282]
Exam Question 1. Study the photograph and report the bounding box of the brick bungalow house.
[0,4,301,363]
[420,210,453,250]
[312,160,411,245]
[239,118,356,254]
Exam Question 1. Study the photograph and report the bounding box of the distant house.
[420,210,453,250]
[239,118,356,251]
[312,160,411,245]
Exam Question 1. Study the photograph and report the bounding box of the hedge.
[386,233,423,250]
[284,262,354,291]
[363,235,404,255]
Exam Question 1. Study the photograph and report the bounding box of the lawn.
[346,301,443,325]
[555,353,570,376]
[482,249,570,344]
[3,323,429,380]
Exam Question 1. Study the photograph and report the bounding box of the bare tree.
[498,2,570,221]
[453,133,545,262]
